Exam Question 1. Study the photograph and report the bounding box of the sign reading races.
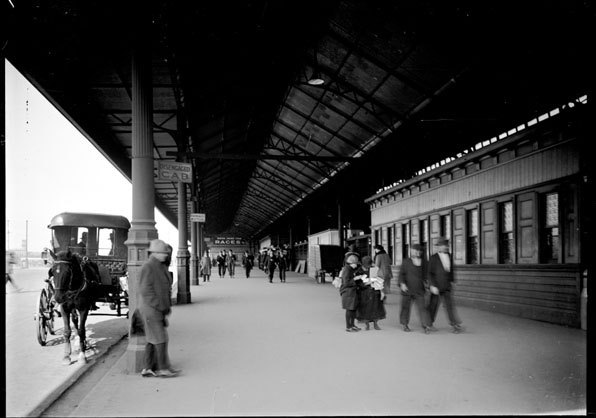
[213,237,246,245]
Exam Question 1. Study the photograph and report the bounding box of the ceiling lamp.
[307,73,325,86]
[307,48,325,86]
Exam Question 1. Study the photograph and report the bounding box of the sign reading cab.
[158,161,192,183]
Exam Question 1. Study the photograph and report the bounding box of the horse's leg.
[76,308,89,363]
[60,304,72,365]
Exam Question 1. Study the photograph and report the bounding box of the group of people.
[339,238,463,334]
[199,249,256,281]
[258,246,290,283]
[215,249,238,278]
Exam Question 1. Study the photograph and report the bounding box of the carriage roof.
[48,212,131,230]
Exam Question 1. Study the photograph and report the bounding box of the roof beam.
[166,151,353,161]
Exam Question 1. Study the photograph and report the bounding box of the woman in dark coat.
[357,255,386,330]
[340,253,363,332]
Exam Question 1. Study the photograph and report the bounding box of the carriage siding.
[367,108,586,327]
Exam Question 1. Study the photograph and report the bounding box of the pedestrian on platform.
[356,255,386,330]
[398,243,432,334]
[340,253,364,332]
[428,237,463,333]
[200,249,212,282]
[242,251,254,278]
[227,249,237,278]
[267,247,278,283]
[373,244,393,295]
[216,250,227,278]
[277,248,288,283]
[139,239,179,378]
[5,251,22,292]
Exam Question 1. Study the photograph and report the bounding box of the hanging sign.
[158,161,193,183]
[190,213,206,223]
[213,237,247,245]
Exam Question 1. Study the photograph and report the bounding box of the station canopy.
[4,1,593,241]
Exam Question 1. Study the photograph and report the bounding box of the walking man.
[428,237,463,333]
[278,248,288,283]
[216,250,227,278]
[227,249,236,278]
[5,251,22,292]
[242,251,254,278]
[398,244,432,333]
[267,247,278,283]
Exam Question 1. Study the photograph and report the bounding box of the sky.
[4,59,180,259]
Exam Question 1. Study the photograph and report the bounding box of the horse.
[50,250,100,365]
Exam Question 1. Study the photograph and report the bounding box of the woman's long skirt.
[357,286,386,321]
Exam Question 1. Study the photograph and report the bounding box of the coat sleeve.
[398,259,407,286]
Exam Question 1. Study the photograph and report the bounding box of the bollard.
[580,270,587,330]
[126,309,146,374]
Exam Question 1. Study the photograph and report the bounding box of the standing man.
[200,249,212,282]
[373,244,393,295]
[428,237,463,333]
[139,239,179,378]
[398,244,432,334]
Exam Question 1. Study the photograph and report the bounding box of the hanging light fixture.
[307,48,325,86]
[307,73,325,86]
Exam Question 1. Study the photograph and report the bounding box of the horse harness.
[52,259,89,304]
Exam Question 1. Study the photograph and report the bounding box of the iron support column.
[190,198,198,285]
[198,222,203,271]
[125,21,158,373]
[177,182,191,303]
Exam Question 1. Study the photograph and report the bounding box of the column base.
[177,292,192,304]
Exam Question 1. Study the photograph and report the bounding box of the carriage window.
[542,192,560,263]
[387,226,393,263]
[421,218,428,257]
[440,214,451,241]
[98,228,116,256]
[499,202,514,264]
[402,223,410,259]
[74,228,89,255]
[467,208,479,264]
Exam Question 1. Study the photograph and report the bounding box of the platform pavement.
[23,269,587,416]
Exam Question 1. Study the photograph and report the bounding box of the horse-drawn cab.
[41,212,131,316]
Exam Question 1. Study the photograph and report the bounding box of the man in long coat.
[398,244,431,333]
[427,237,463,333]
[139,239,178,377]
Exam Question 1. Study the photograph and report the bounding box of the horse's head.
[52,250,83,291]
